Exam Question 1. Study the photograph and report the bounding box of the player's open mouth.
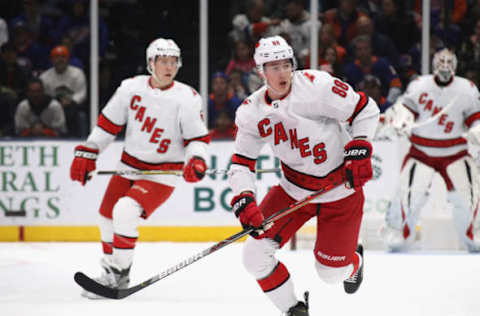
[279,81,287,87]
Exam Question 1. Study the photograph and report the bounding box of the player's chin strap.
[74,176,345,299]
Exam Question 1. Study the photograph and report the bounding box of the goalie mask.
[146,38,182,75]
[432,48,457,83]
[254,36,297,75]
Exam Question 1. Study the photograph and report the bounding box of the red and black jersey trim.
[348,92,369,125]
[121,150,184,170]
[113,233,137,249]
[281,162,345,191]
[231,154,256,172]
[97,113,124,135]
[410,134,467,148]
[257,262,290,293]
[183,134,211,147]
[465,112,480,128]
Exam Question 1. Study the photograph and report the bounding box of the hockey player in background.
[381,48,480,252]
[69,38,210,298]
[228,36,379,315]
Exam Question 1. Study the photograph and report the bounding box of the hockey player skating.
[228,36,379,315]
[69,38,210,298]
[381,49,480,252]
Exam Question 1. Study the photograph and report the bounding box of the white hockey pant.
[382,158,435,251]
[446,157,480,252]
[99,196,142,269]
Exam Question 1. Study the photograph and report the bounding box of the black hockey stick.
[74,177,345,299]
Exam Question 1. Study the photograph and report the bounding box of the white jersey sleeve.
[294,70,380,139]
[401,78,421,115]
[179,88,209,162]
[464,80,480,129]
[86,79,130,151]
[228,99,266,196]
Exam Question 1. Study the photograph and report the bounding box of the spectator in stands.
[10,0,56,47]
[323,0,368,46]
[60,34,84,69]
[351,15,400,68]
[207,71,241,128]
[14,78,66,137]
[358,74,392,113]
[99,60,115,110]
[431,4,462,49]
[225,39,256,76]
[54,0,109,66]
[463,66,480,88]
[374,0,420,54]
[278,0,321,67]
[209,110,236,140]
[458,0,480,38]
[39,45,88,137]
[304,23,346,68]
[0,42,29,102]
[0,18,8,47]
[10,19,49,74]
[319,46,344,79]
[0,85,16,137]
[343,35,402,104]
[458,19,480,72]
[228,68,249,100]
[230,0,282,44]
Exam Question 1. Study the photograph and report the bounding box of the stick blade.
[74,272,122,299]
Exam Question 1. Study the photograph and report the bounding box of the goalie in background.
[228,35,379,315]
[380,49,480,252]
[69,38,210,298]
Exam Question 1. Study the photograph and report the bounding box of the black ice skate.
[285,291,309,316]
[343,244,363,294]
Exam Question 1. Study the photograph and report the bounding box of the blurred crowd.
[1,0,480,140]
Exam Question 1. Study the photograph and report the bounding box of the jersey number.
[331,79,349,98]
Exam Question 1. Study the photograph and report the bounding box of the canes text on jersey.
[419,93,454,133]
[130,95,171,153]
[257,118,327,164]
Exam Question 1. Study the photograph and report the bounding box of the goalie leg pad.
[383,158,435,250]
[446,157,480,252]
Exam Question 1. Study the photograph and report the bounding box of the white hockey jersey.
[402,75,480,157]
[229,70,379,203]
[87,75,209,187]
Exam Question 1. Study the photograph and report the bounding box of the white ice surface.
[0,242,479,316]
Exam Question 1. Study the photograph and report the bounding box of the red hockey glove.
[344,139,373,190]
[183,156,207,183]
[231,192,270,238]
[70,145,99,185]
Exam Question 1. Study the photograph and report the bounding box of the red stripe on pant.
[102,241,113,254]
[467,202,479,240]
[257,262,290,292]
[113,233,138,249]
